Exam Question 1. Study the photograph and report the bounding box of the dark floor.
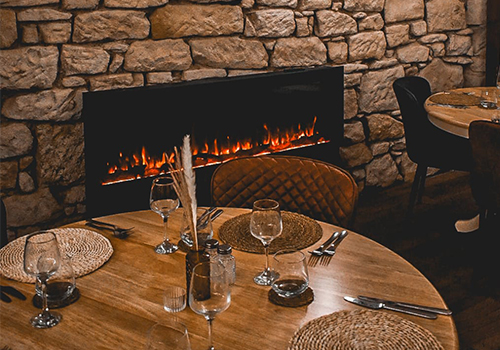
[351,170,500,350]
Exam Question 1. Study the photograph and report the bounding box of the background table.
[425,86,499,138]
[0,208,458,349]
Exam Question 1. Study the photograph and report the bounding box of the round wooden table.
[0,208,459,349]
[425,86,499,138]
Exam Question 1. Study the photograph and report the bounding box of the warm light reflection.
[102,117,328,185]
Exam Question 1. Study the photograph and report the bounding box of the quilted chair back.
[210,155,358,227]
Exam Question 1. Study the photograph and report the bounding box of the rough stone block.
[151,4,243,39]
[271,37,327,67]
[0,46,58,90]
[315,10,357,37]
[124,39,192,71]
[61,45,110,76]
[426,0,466,32]
[73,10,150,42]
[191,37,268,69]
[0,9,17,48]
[0,123,33,159]
[2,89,83,122]
[348,31,386,61]
[244,9,295,37]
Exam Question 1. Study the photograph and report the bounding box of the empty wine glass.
[145,320,192,350]
[250,199,283,286]
[189,261,231,350]
[150,175,180,254]
[23,230,62,328]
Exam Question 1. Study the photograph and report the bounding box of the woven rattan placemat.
[218,211,323,254]
[0,228,113,283]
[288,309,444,350]
[429,93,481,106]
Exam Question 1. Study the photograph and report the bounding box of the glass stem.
[39,277,49,316]
[207,317,214,350]
[162,215,170,243]
[264,243,270,272]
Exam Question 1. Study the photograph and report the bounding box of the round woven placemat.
[429,93,481,106]
[0,228,113,283]
[288,309,444,350]
[218,211,322,254]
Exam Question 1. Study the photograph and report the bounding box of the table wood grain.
[425,86,499,138]
[0,208,459,350]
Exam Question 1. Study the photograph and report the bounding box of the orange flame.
[103,117,328,185]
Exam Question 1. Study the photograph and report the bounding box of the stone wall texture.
[0,0,488,239]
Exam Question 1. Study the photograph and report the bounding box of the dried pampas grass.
[168,135,199,250]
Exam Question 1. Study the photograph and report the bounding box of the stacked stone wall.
[0,0,488,238]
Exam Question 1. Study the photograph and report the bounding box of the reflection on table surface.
[425,86,499,138]
[0,208,459,350]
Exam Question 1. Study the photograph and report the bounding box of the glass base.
[253,269,279,286]
[155,241,178,254]
[30,311,62,329]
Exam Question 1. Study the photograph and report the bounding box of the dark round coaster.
[33,287,80,309]
[268,287,314,307]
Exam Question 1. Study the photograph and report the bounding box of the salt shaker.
[217,244,236,285]
[204,239,219,260]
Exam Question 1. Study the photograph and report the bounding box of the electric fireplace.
[83,66,344,217]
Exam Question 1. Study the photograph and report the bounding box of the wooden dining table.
[425,86,499,138]
[0,208,459,349]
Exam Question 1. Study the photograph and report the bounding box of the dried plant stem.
[168,135,199,250]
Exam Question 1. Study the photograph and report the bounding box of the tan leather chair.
[210,155,358,227]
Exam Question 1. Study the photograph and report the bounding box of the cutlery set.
[85,207,224,240]
[344,295,452,319]
[308,230,348,267]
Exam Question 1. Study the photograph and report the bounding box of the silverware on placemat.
[357,295,452,315]
[319,230,348,266]
[85,219,134,239]
[307,231,340,267]
[344,296,437,319]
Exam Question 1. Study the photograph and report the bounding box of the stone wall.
[0,0,488,239]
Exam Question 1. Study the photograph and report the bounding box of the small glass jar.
[204,239,219,260]
[217,244,236,285]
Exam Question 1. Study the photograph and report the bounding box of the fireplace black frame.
[83,66,344,217]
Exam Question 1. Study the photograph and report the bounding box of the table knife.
[358,295,452,315]
[344,296,437,319]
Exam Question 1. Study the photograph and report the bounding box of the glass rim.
[25,230,57,244]
[192,260,225,277]
[273,249,306,262]
[152,174,174,184]
[253,199,280,210]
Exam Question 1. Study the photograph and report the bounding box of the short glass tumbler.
[163,286,187,313]
[271,250,309,298]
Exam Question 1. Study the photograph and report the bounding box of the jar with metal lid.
[204,239,219,260]
[217,244,236,285]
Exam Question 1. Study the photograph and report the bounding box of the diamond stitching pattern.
[211,156,358,227]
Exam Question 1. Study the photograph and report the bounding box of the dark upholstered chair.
[393,76,473,215]
[210,155,358,227]
[469,120,500,231]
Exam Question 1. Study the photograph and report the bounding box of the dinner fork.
[319,230,348,266]
[307,231,340,267]
[85,219,134,239]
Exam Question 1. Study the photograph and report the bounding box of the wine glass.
[150,175,180,254]
[23,230,62,328]
[145,320,192,350]
[249,199,283,286]
[189,261,231,350]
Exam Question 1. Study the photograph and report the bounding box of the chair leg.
[407,164,427,216]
